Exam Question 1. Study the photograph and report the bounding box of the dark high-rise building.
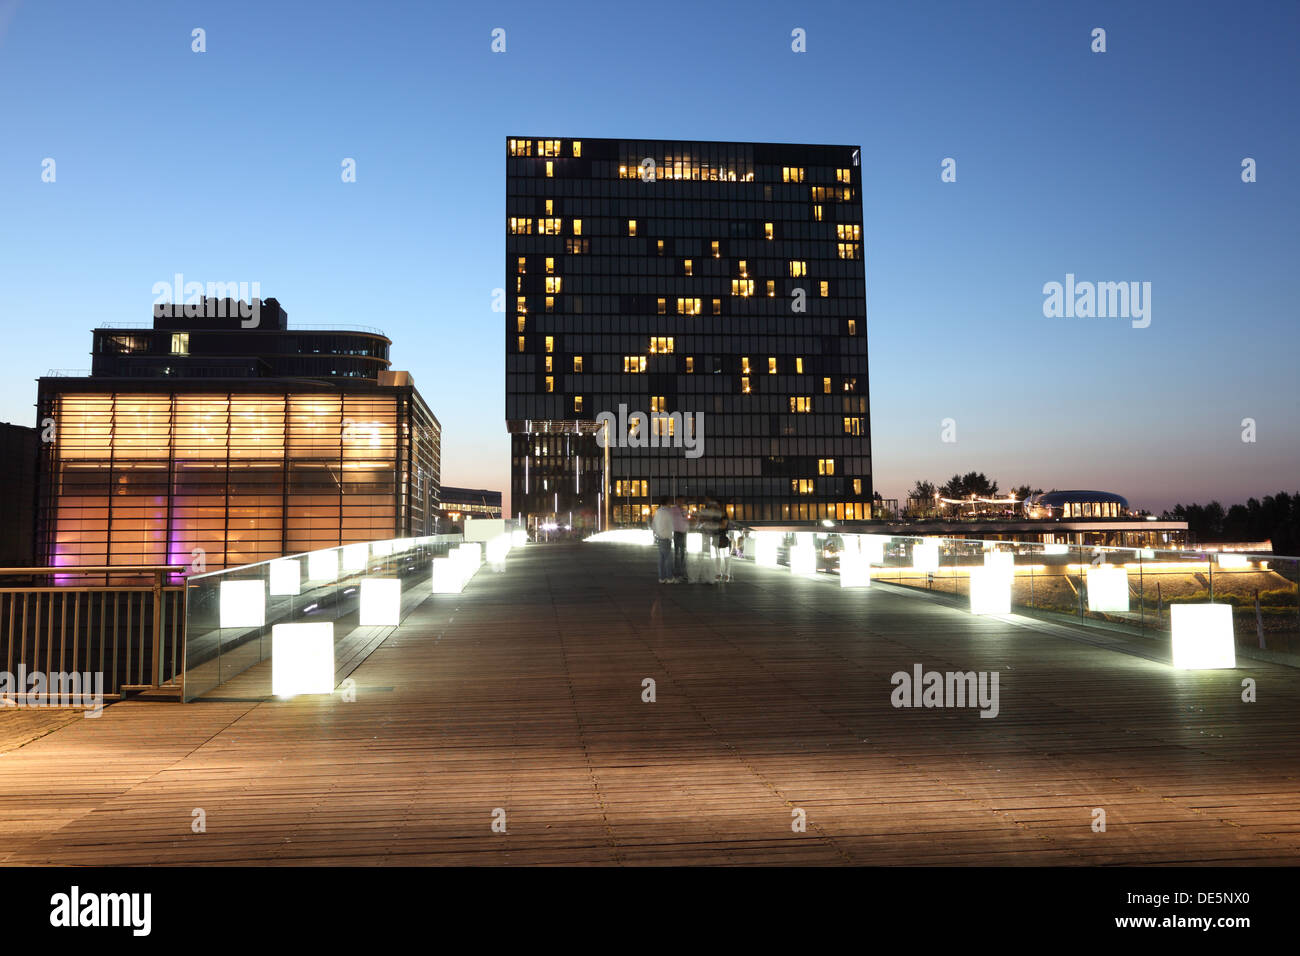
[37,299,441,572]
[505,136,871,530]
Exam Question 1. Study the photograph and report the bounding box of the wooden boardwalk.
[1,541,1298,866]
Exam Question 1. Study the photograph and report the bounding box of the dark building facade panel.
[505,136,872,528]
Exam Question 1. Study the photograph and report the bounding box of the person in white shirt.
[649,497,676,583]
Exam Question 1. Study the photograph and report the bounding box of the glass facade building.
[506,136,872,530]
[37,302,440,573]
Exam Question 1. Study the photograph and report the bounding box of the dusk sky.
[1,0,1296,515]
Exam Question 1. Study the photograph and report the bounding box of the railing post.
[151,570,164,687]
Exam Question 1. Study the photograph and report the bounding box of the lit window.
[789,396,811,413]
[837,224,862,240]
[741,357,751,375]
[843,417,862,436]
[764,222,774,240]
[837,242,861,259]
[545,356,553,372]
[517,256,527,274]
[546,277,562,293]
[738,260,748,277]
[545,161,553,177]
[731,279,754,296]
[818,458,835,476]
[836,168,851,182]
[789,261,806,277]
[847,319,857,335]
[657,239,665,255]
[685,356,694,373]
[711,240,720,258]
[766,280,776,297]
[171,333,189,355]
[740,376,751,394]
[508,217,533,234]
[795,357,804,374]
[712,298,721,314]
[545,200,554,215]
[516,317,525,332]
[539,218,562,235]
[574,395,583,413]
[508,139,532,157]
[657,297,667,314]
[517,336,525,352]
[545,376,554,393]
[819,280,829,297]
[791,479,813,494]
[683,258,692,276]
[545,296,555,312]
[573,356,583,372]
[823,377,832,393]
[812,204,823,222]
[782,166,805,183]
[623,356,646,373]
[628,220,637,236]
[572,219,582,235]
[545,336,554,353]
[650,396,665,413]
[843,377,857,392]
[853,479,863,495]
[677,297,701,315]
[649,336,674,354]
[768,357,777,374]
[572,141,581,157]
[545,257,555,274]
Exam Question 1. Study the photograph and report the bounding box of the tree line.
[1161,492,1300,554]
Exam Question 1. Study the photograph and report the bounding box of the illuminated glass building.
[506,136,872,530]
[36,300,440,572]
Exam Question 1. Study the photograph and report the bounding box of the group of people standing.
[649,495,733,584]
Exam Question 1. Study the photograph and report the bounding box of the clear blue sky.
[1,0,1296,515]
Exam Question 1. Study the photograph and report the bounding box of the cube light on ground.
[984,551,1014,574]
[839,552,870,588]
[271,622,335,697]
[1171,604,1236,669]
[755,532,780,567]
[307,548,338,583]
[268,558,301,596]
[359,578,401,626]
[686,532,702,554]
[512,528,528,547]
[486,534,510,567]
[863,535,886,564]
[219,579,266,628]
[1086,565,1130,613]
[912,542,939,573]
[431,557,464,593]
[789,542,816,576]
[969,567,1011,615]
[342,542,369,573]
[1217,553,1249,569]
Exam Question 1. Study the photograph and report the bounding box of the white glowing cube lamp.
[984,551,1014,575]
[431,557,464,593]
[308,548,338,583]
[219,579,266,628]
[839,552,871,588]
[342,542,369,573]
[1139,548,1156,560]
[269,558,301,596]
[686,532,703,554]
[863,535,886,565]
[486,535,510,567]
[271,622,335,697]
[359,578,401,626]
[462,542,483,565]
[1086,565,1130,613]
[790,543,817,577]
[755,534,779,567]
[912,542,940,573]
[969,567,1012,615]
[1217,553,1249,569]
[1171,604,1236,669]
[512,528,528,547]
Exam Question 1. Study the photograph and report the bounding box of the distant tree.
[1162,492,1299,553]
[1011,484,1043,502]
[908,480,937,501]
[940,471,1000,499]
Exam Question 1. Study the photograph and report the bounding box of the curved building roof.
[1029,490,1129,509]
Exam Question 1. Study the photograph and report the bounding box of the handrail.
[0,566,186,575]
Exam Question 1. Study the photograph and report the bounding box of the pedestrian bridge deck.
[1,541,1297,865]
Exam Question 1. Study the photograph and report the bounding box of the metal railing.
[0,566,186,702]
